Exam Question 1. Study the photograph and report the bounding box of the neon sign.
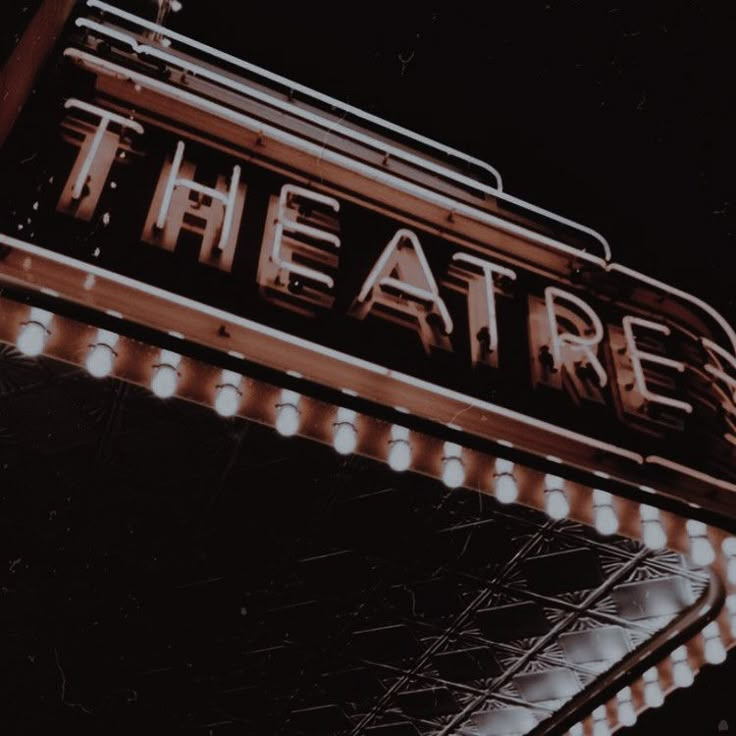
[2,2,736,519]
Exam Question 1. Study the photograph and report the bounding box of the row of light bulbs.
[16,310,736,570]
[567,621,730,735]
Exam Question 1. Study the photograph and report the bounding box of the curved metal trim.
[531,568,726,735]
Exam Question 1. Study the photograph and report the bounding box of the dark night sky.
[2,1,736,734]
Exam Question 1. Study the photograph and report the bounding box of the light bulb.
[213,369,243,417]
[151,364,178,398]
[703,622,726,665]
[17,322,48,356]
[545,487,569,520]
[616,687,637,727]
[671,646,694,688]
[641,505,667,550]
[643,668,664,708]
[388,425,411,472]
[687,520,715,566]
[691,537,715,566]
[275,389,300,436]
[86,343,116,378]
[170,0,183,11]
[214,383,241,417]
[592,705,609,736]
[495,473,518,504]
[442,442,465,488]
[150,349,181,398]
[85,330,119,378]
[722,537,736,584]
[726,594,736,638]
[17,307,53,357]
[593,490,619,536]
[332,408,357,455]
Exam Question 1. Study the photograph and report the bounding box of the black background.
[2,1,736,734]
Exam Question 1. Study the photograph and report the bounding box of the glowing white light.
[722,537,736,584]
[151,349,181,398]
[616,687,637,727]
[333,407,358,455]
[544,476,568,520]
[215,384,241,417]
[593,489,619,536]
[86,343,116,378]
[213,369,242,417]
[686,520,715,566]
[275,389,300,437]
[17,307,53,356]
[17,322,47,356]
[703,622,726,665]
[493,459,518,503]
[495,473,518,504]
[592,705,609,736]
[643,667,664,708]
[151,365,178,398]
[85,328,119,378]
[671,645,694,688]
[726,594,736,638]
[170,0,183,11]
[387,425,411,472]
[640,505,667,550]
[441,442,465,489]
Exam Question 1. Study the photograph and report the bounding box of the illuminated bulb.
[671,645,694,688]
[703,622,726,665]
[17,307,53,356]
[275,389,300,437]
[616,687,637,727]
[387,425,411,472]
[726,594,736,638]
[441,442,465,489]
[544,475,569,520]
[722,537,736,584]
[495,473,518,504]
[151,365,177,398]
[494,458,518,504]
[333,407,358,455]
[643,667,664,708]
[170,0,183,11]
[85,328,119,378]
[687,519,715,566]
[150,349,181,398]
[640,505,667,550]
[214,370,243,417]
[593,489,619,536]
[592,705,609,736]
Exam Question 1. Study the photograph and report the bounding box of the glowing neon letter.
[256,184,341,315]
[58,99,144,221]
[352,229,452,352]
[545,287,608,387]
[701,337,736,443]
[142,140,245,272]
[622,316,693,414]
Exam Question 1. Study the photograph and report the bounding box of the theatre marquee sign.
[2,2,736,515]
